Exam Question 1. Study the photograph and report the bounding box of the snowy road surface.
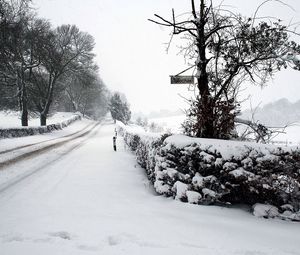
[0,122,299,255]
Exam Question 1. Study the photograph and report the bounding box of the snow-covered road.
[0,123,299,255]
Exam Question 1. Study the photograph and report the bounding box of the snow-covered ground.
[0,119,92,152]
[272,125,300,145]
[0,121,299,254]
[0,111,78,128]
[0,118,97,189]
[149,115,186,133]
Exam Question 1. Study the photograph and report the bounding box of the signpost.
[170,75,194,84]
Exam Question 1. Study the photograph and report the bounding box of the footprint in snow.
[1,234,25,243]
[107,233,167,248]
[77,244,98,251]
[107,233,138,246]
[48,231,73,240]
[107,235,122,246]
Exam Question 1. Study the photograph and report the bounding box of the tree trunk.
[40,76,56,126]
[21,106,28,126]
[194,0,214,138]
[21,88,28,126]
[40,113,47,126]
[196,95,214,138]
[18,71,29,126]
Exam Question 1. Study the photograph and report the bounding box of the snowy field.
[0,117,299,254]
[0,111,78,128]
[272,125,300,145]
[149,115,186,133]
[149,114,300,145]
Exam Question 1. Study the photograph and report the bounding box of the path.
[0,123,299,255]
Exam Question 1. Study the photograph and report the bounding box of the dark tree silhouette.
[149,0,300,139]
[109,92,131,124]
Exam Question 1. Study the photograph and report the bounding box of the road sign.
[170,75,194,84]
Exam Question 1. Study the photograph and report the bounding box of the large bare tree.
[149,0,300,139]
[31,24,95,125]
[1,1,108,126]
[0,0,36,126]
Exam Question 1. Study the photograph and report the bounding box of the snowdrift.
[0,113,82,139]
[118,121,300,221]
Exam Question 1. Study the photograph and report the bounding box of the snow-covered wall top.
[164,135,297,161]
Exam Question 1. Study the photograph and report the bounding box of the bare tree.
[63,67,98,112]
[149,0,300,139]
[57,68,109,119]
[1,2,107,126]
[32,24,95,125]
[0,0,35,126]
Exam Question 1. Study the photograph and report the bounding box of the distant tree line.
[109,92,131,124]
[0,0,111,126]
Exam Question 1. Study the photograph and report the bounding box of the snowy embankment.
[0,111,82,139]
[117,121,300,221]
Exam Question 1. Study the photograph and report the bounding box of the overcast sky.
[33,0,300,114]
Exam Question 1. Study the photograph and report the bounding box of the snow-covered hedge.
[0,113,82,139]
[118,122,300,221]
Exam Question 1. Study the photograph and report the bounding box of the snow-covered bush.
[252,203,279,218]
[118,124,300,220]
[0,113,81,139]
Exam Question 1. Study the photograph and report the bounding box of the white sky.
[33,0,300,114]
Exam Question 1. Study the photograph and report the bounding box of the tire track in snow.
[0,122,100,171]
[0,122,95,155]
[0,122,101,193]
